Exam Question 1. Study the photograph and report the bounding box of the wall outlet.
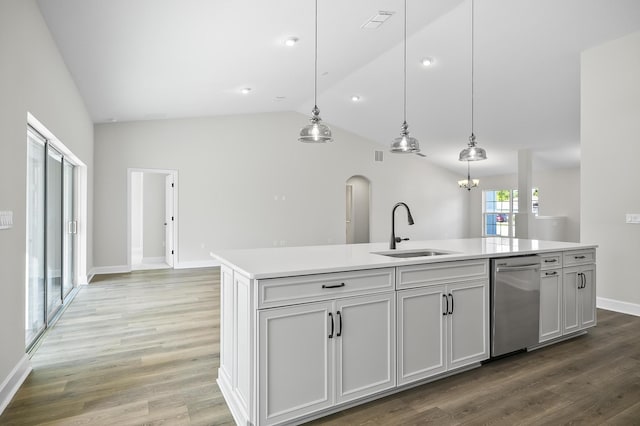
[626,213,640,224]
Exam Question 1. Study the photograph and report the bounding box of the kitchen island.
[212,238,597,426]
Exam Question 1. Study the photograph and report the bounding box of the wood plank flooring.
[2,267,639,425]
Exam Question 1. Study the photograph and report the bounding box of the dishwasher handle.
[495,263,540,272]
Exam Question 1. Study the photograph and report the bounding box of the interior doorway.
[128,169,177,270]
[345,175,371,244]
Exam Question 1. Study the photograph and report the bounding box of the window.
[483,188,538,237]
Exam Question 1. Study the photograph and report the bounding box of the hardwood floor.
[2,268,639,425]
[1,268,235,426]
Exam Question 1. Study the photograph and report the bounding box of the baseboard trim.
[0,354,32,415]
[597,297,640,317]
[90,265,132,276]
[175,260,220,270]
[141,256,165,264]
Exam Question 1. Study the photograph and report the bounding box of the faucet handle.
[395,237,410,243]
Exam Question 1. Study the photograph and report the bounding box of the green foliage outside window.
[496,190,510,202]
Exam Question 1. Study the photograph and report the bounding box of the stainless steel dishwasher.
[490,255,541,358]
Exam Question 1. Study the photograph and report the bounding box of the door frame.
[126,168,178,269]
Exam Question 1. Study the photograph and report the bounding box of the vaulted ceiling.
[37,0,640,176]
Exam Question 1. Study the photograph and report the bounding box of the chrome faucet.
[390,202,415,249]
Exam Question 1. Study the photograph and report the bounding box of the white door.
[447,280,489,370]
[397,286,446,385]
[539,269,562,342]
[579,265,597,329]
[258,301,334,425]
[335,293,396,404]
[164,174,174,267]
[562,267,580,334]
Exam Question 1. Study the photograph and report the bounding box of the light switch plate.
[625,213,640,224]
[0,211,13,229]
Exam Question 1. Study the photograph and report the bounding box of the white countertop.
[211,237,597,279]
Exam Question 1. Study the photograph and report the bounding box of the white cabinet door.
[539,269,562,342]
[258,301,334,425]
[397,286,446,385]
[447,280,489,370]
[579,265,597,329]
[563,267,581,334]
[563,264,597,335]
[336,293,396,404]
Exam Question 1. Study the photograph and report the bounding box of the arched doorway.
[345,175,371,244]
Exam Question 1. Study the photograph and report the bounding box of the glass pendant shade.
[459,133,487,161]
[390,121,420,153]
[299,106,333,143]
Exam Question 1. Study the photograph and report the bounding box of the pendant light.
[459,0,487,161]
[390,0,420,154]
[458,160,479,190]
[299,0,333,143]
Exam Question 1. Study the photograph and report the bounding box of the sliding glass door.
[26,131,46,345]
[26,127,77,350]
[46,146,63,320]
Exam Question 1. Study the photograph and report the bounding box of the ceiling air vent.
[361,11,395,29]
[375,150,384,162]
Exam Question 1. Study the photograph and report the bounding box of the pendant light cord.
[470,0,474,135]
[314,0,318,108]
[403,0,407,122]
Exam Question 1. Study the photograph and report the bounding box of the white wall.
[466,167,580,242]
[94,112,468,269]
[0,0,93,407]
[582,31,640,310]
[142,173,166,259]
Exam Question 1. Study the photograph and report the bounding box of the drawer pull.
[322,282,345,289]
[443,294,448,316]
[545,271,558,276]
[574,255,586,259]
[337,311,342,337]
[544,259,558,263]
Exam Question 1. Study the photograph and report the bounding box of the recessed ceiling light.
[351,95,361,102]
[284,37,299,47]
[274,96,286,102]
[241,88,252,95]
[421,57,434,67]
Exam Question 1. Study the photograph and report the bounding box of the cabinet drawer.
[563,249,596,266]
[540,252,562,270]
[257,268,395,308]
[397,259,488,290]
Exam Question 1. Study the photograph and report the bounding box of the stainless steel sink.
[373,250,452,258]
